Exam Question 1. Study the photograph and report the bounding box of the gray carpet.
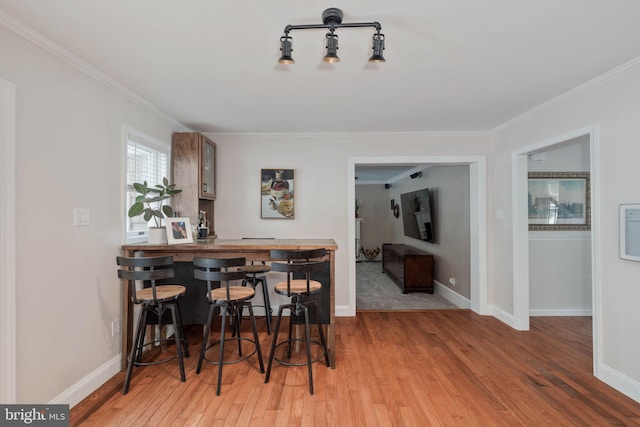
[356,261,457,310]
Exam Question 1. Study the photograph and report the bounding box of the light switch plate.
[74,208,90,226]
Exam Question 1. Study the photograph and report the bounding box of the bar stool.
[193,257,265,396]
[265,248,330,395]
[116,256,189,395]
[238,262,273,334]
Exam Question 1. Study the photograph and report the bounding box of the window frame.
[123,126,171,243]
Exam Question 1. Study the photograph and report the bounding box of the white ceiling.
[2,1,640,135]
[355,164,426,184]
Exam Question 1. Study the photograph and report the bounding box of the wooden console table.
[121,238,338,369]
[382,243,433,293]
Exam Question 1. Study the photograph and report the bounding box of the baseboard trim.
[489,305,516,328]
[335,305,352,317]
[530,309,592,316]
[598,362,640,403]
[49,355,121,408]
[434,280,470,309]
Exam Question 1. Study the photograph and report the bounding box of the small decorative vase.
[148,227,168,244]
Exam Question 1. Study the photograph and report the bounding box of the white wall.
[354,184,391,259]
[387,165,471,298]
[206,133,492,315]
[494,59,640,399]
[0,25,184,404]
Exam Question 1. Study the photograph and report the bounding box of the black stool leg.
[242,275,272,335]
[265,305,286,383]
[123,305,148,394]
[216,304,228,396]
[286,302,296,360]
[197,303,216,374]
[310,301,330,367]
[259,277,272,334]
[234,305,243,357]
[302,304,314,395]
[134,308,148,364]
[246,302,265,373]
[170,304,186,382]
[175,302,189,358]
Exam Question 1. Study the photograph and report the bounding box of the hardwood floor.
[71,311,640,426]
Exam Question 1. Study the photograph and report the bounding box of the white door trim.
[0,76,17,403]
[346,155,488,316]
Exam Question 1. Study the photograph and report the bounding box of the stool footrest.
[128,338,190,366]
[272,339,327,367]
[201,337,261,366]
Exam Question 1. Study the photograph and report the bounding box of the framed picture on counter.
[261,168,294,219]
[165,217,194,244]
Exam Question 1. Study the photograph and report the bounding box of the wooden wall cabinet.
[171,132,216,237]
[382,244,434,293]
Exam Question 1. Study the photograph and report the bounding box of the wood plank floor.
[71,311,640,426]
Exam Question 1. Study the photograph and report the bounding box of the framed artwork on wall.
[528,172,590,231]
[261,169,294,219]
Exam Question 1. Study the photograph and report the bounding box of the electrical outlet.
[449,278,456,286]
[111,319,120,337]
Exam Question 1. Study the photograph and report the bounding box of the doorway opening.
[511,126,598,373]
[346,156,488,317]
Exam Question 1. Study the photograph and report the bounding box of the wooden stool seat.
[274,279,321,295]
[136,285,186,302]
[209,286,255,302]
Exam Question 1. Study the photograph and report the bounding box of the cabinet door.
[200,138,216,199]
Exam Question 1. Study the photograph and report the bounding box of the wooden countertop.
[122,238,338,251]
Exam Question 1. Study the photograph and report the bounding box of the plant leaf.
[133,182,147,194]
[128,202,144,217]
[162,205,174,218]
[147,195,166,203]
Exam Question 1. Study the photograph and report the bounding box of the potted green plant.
[128,177,182,244]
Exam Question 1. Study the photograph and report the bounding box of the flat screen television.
[400,188,434,243]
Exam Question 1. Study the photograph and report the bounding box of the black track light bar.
[278,8,385,64]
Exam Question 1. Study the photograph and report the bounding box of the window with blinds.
[125,127,170,242]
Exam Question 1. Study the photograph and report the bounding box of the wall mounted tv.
[400,188,434,243]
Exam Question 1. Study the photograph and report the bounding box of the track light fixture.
[278,35,295,64]
[323,29,340,63]
[278,8,386,64]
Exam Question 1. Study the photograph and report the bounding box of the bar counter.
[121,238,338,369]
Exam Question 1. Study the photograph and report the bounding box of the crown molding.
[206,130,492,139]
[0,10,190,132]
[494,55,640,132]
